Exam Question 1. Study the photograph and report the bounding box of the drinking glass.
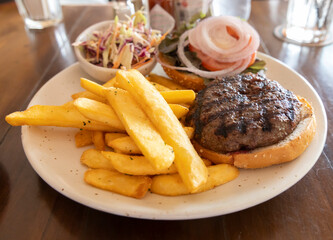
[210,0,252,20]
[274,0,333,46]
[15,0,63,30]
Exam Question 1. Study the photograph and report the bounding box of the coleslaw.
[73,11,166,70]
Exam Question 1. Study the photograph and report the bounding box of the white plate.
[21,53,327,220]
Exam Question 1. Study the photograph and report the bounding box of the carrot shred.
[146,38,156,51]
[145,30,170,52]
[96,38,102,62]
[156,30,169,45]
[112,46,126,69]
[132,57,152,69]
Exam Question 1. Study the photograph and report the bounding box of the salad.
[73,11,166,70]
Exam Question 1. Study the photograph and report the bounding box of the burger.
[185,73,316,168]
[157,15,316,168]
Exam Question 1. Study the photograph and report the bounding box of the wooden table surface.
[0,1,332,239]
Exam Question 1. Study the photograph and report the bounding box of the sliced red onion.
[158,16,260,79]
[188,16,259,63]
[157,28,254,79]
[178,31,252,79]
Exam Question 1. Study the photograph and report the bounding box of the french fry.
[150,82,171,91]
[5,101,118,132]
[75,130,93,147]
[106,87,175,170]
[168,104,189,119]
[108,136,141,154]
[101,151,212,176]
[149,73,186,90]
[74,98,188,131]
[73,97,125,131]
[106,127,195,155]
[81,77,108,98]
[72,77,116,102]
[103,77,117,87]
[72,91,107,103]
[183,126,194,139]
[84,169,152,199]
[80,78,195,105]
[114,79,171,91]
[116,69,207,192]
[105,133,128,146]
[160,90,196,104]
[101,151,178,175]
[92,131,105,150]
[80,149,114,170]
[150,164,239,196]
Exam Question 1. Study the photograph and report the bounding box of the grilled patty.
[186,73,303,153]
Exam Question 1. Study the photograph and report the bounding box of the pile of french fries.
[6,70,239,199]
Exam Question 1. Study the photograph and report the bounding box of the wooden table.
[0,1,332,239]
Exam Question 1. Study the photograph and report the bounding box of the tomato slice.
[247,51,257,67]
[226,26,239,40]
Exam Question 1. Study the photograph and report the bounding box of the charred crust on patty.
[186,73,307,153]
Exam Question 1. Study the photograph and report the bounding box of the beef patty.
[186,73,303,153]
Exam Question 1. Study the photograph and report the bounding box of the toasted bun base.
[193,97,316,169]
[159,52,206,91]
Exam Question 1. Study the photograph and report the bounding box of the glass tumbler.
[15,0,63,30]
[274,0,333,46]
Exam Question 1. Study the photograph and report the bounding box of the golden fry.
[106,127,194,155]
[150,164,239,196]
[105,133,128,146]
[73,97,125,131]
[103,77,117,87]
[148,73,186,90]
[80,77,108,98]
[71,91,107,103]
[106,87,175,170]
[150,82,171,91]
[101,151,178,175]
[75,130,93,147]
[5,101,117,132]
[116,69,207,192]
[160,90,196,104]
[80,149,114,170]
[92,131,105,151]
[168,104,189,119]
[74,97,187,132]
[84,169,152,199]
[80,77,194,105]
[72,77,116,102]
[108,136,141,154]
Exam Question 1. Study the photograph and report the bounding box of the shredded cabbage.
[73,11,162,69]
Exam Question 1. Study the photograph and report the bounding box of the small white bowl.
[73,20,157,82]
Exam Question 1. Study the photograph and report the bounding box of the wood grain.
[0,1,332,239]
